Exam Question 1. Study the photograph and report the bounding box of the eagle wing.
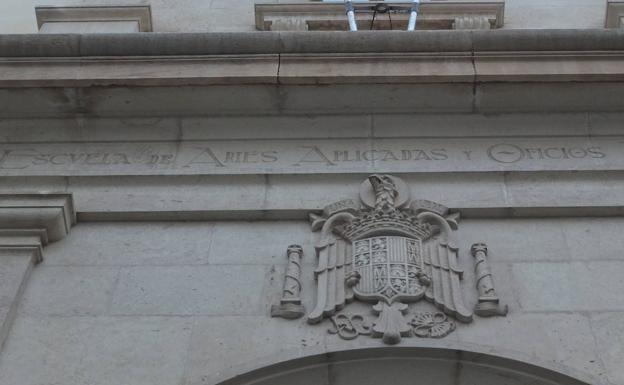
[307,212,355,324]
[419,212,473,323]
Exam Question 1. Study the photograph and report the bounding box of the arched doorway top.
[217,346,601,385]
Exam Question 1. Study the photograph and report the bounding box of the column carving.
[0,194,75,350]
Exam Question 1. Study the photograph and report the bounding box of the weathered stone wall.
[2,112,624,214]
[0,0,615,33]
[0,110,623,384]
[0,218,620,385]
[0,29,623,385]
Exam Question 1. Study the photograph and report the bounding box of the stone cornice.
[0,194,76,258]
[1,51,624,88]
[1,30,624,58]
[0,30,623,88]
[1,30,624,116]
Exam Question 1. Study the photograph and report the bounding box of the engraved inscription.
[0,137,618,176]
[486,143,606,164]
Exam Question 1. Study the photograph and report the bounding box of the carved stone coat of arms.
[272,174,507,345]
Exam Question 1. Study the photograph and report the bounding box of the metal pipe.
[345,0,358,31]
[407,0,420,31]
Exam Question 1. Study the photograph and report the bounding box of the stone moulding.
[75,204,624,223]
[0,193,76,351]
[1,30,624,90]
[0,194,76,244]
[35,5,153,32]
[606,1,624,28]
[2,51,624,88]
[255,1,505,31]
[0,193,76,263]
[1,30,624,116]
[212,347,599,385]
[2,30,623,58]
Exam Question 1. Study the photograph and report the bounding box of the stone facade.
[1,2,624,385]
[0,0,619,33]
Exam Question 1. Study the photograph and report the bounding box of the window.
[606,1,624,28]
[35,6,152,33]
[255,0,504,31]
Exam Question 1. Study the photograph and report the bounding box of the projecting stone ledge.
[2,30,624,117]
[0,194,75,244]
[1,29,624,57]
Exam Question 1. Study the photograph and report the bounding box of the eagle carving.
[272,174,507,345]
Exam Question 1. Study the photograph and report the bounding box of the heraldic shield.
[352,236,427,303]
[272,174,508,344]
[305,174,474,345]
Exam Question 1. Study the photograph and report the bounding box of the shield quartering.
[353,236,427,303]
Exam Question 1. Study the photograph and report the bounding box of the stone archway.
[217,347,592,385]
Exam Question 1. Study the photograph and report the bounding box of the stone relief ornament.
[274,174,507,345]
[271,245,306,319]
[471,243,508,317]
[328,313,371,340]
[409,312,456,338]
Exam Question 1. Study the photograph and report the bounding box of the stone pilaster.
[0,194,75,350]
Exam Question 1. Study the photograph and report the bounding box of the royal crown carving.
[342,209,433,241]
[272,174,507,345]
